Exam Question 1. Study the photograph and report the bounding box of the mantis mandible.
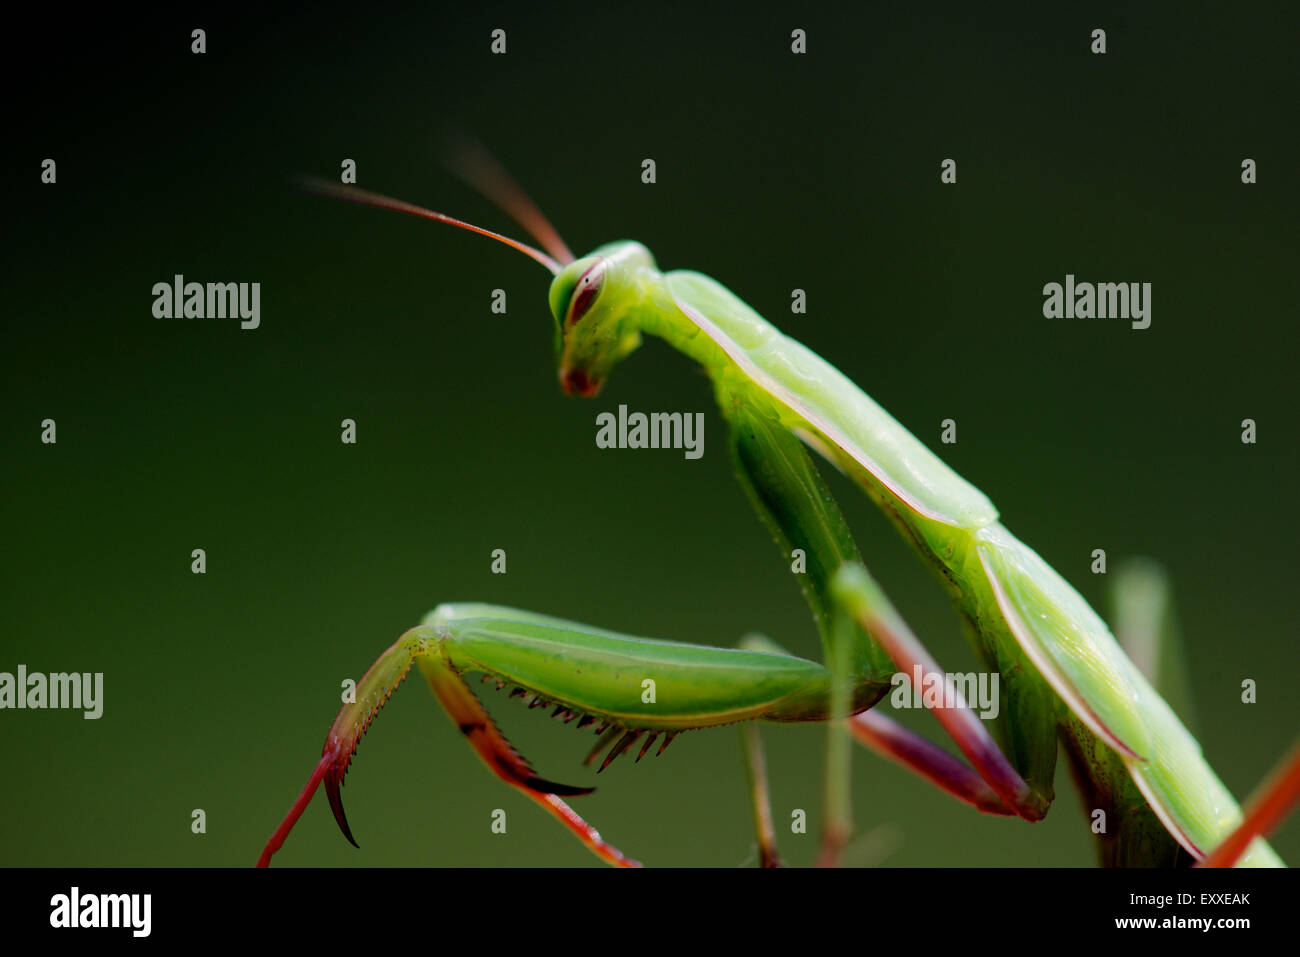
[257,153,1297,868]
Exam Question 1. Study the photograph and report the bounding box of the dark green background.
[4,3,1297,867]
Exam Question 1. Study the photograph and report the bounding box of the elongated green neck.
[634,283,700,353]
[582,240,736,376]
[618,261,728,370]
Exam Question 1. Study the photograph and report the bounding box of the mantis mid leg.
[733,629,1015,867]
[829,564,1046,818]
[848,710,1013,814]
[723,392,1051,864]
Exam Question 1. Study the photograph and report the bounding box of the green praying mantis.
[257,152,1299,869]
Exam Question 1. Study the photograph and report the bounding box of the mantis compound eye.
[567,260,605,325]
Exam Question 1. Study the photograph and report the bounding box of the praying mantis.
[257,153,1297,869]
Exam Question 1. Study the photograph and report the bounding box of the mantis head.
[548,244,651,398]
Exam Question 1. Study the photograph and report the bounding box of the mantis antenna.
[442,134,576,266]
[297,177,565,276]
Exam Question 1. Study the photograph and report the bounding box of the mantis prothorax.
[257,158,1298,869]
